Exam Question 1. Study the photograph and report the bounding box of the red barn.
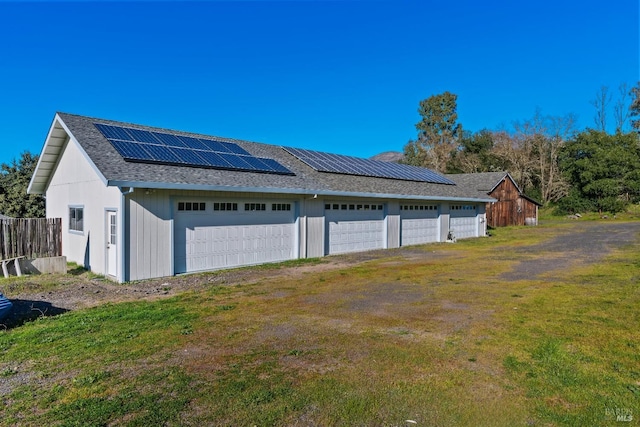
[447,172,541,227]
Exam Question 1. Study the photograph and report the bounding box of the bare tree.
[630,82,640,132]
[590,86,611,131]
[541,114,574,202]
[613,82,631,133]
[491,130,536,192]
[494,110,575,205]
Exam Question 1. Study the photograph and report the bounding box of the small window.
[364,204,370,210]
[69,206,83,232]
[371,205,377,211]
[333,204,339,210]
[178,202,205,211]
[245,203,266,211]
[341,204,347,210]
[325,204,331,210]
[213,202,238,211]
[349,204,355,210]
[272,203,291,211]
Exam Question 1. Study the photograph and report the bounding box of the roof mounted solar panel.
[152,132,187,148]
[177,135,208,150]
[221,141,251,155]
[141,144,183,164]
[108,140,153,161]
[94,122,294,176]
[196,150,232,168]
[126,128,161,144]
[259,157,292,174]
[283,147,455,185]
[199,139,230,153]
[172,147,210,166]
[95,124,132,141]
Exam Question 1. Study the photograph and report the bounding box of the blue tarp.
[0,293,12,321]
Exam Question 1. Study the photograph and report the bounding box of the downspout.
[119,187,134,282]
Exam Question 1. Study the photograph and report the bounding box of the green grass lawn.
[1,222,638,426]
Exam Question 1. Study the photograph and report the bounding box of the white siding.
[477,203,487,237]
[304,199,325,258]
[386,201,400,249]
[439,203,450,242]
[45,137,121,277]
[126,190,172,281]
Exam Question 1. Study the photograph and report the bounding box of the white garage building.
[28,113,493,282]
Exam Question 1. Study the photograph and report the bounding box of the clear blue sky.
[1,0,638,165]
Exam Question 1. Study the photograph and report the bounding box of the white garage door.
[174,200,296,273]
[450,204,477,239]
[325,202,385,255]
[400,204,439,246]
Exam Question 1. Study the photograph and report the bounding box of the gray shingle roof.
[445,172,511,197]
[447,172,542,206]
[40,113,494,202]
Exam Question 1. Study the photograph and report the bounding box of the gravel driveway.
[500,221,640,281]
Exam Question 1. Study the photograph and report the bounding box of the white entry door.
[106,211,117,277]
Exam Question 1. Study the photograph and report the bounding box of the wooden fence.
[0,218,62,260]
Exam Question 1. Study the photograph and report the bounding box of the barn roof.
[29,113,494,203]
[446,172,542,206]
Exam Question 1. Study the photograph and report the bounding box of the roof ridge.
[57,112,268,147]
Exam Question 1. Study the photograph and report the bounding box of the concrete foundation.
[19,256,68,275]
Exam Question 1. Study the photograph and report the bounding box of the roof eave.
[520,193,543,206]
[28,113,66,195]
[108,180,495,203]
[28,113,109,194]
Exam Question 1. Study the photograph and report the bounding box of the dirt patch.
[0,248,455,329]
[500,221,640,281]
[302,281,433,320]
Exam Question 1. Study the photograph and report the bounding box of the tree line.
[2,84,640,218]
[403,83,640,214]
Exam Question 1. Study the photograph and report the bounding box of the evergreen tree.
[403,91,462,172]
[559,130,640,213]
[0,151,45,218]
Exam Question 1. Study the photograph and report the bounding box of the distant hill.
[370,151,404,163]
